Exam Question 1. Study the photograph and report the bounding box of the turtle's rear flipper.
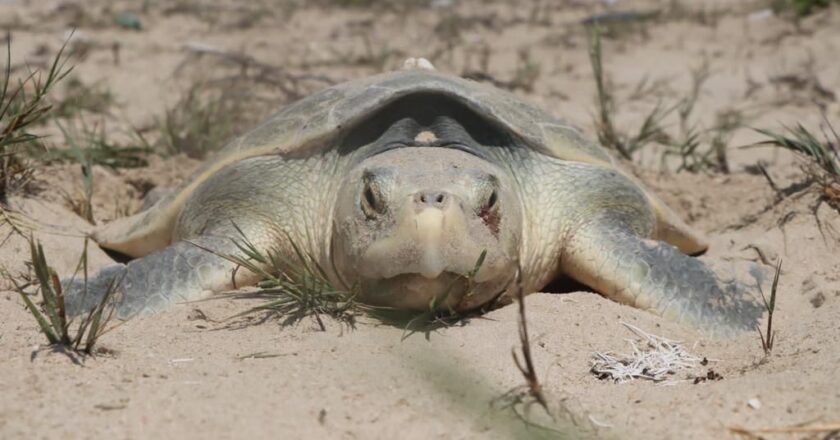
[64,236,242,320]
[561,219,765,338]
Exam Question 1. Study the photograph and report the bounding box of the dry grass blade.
[6,236,120,356]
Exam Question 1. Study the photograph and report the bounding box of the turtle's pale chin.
[356,271,513,311]
[359,272,468,310]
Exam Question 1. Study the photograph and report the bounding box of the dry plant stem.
[730,422,840,436]
[512,282,550,414]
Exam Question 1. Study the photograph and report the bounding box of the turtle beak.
[408,191,460,279]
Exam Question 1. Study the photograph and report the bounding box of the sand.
[1,0,839,438]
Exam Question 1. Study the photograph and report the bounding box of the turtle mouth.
[358,271,477,310]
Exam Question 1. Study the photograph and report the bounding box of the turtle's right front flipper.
[64,236,247,320]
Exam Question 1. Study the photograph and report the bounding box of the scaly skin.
[66,153,343,318]
[514,152,762,336]
[64,238,237,319]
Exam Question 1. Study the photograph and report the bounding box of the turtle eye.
[478,186,498,212]
[477,175,500,212]
[478,187,501,237]
[361,177,386,218]
[486,190,498,209]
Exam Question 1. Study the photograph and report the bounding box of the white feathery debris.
[402,57,436,71]
[590,322,702,384]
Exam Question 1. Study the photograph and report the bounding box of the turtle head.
[332,147,521,312]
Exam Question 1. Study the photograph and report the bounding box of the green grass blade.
[72,239,90,347]
[83,273,121,354]
[11,276,59,344]
[0,40,11,123]
[29,239,66,341]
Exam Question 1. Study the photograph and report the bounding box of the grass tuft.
[1,36,73,200]
[157,81,244,159]
[48,119,152,170]
[53,77,114,118]
[161,44,334,159]
[755,121,840,208]
[589,27,673,161]
[196,225,370,330]
[589,29,744,171]
[772,0,837,17]
[5,236,119,356]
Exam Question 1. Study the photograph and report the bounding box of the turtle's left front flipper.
[64,236,247,320]
[561,219,764,337]
[522,158,764,337]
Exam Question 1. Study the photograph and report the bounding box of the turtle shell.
[93,70,632,257]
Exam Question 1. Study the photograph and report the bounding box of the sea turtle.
[66,64,762,337]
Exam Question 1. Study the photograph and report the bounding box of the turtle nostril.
[415,191,449,208]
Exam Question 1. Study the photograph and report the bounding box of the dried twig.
[730,421,840,437]
[511,280,550,413]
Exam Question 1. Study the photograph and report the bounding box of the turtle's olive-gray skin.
[66,69,762,337]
